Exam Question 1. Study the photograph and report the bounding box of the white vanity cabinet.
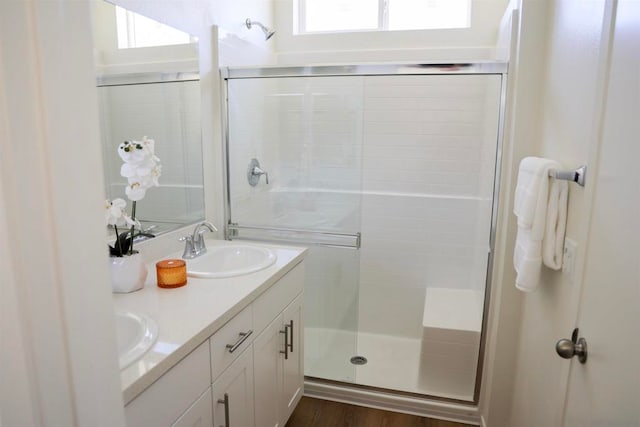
[253,265,304,427]
[123,260,305,427]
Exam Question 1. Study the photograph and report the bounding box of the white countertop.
[112,239,306,404]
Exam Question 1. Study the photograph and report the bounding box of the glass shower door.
[225,75,365,382]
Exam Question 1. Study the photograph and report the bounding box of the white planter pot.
[109,252,148,293]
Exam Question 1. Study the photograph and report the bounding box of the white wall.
[274,0,510,64]
[479,1,545,425]
[507,1,612,425]
[479,0,617,425]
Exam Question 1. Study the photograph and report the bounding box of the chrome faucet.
[181,221,218,259]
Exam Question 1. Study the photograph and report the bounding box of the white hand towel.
[513,157,560,292]
[543,179,568,269]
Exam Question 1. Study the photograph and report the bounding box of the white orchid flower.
[117,136,161,202]
[149,163,162,186]
[118,140,152,165]
[125,181,147,201]
[141,136,158,159]
[104,198,136,226]
[120,158,157,179]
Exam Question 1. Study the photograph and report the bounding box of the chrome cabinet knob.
[555,328,588,364]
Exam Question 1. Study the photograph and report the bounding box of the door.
[226,75,364,383]
[254,315,284,427]
[562,0,640,424]
[212,347,254,427]
[281,294,304,423]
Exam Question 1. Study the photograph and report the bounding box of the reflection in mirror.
[92,1,204,237]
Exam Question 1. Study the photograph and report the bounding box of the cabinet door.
[212,346,254,427]
[253,315,284,427]
[281,294,304,424]
[172,387,213,427]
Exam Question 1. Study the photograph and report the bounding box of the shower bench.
[419,288,484,400]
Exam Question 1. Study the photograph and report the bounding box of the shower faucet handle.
[252,166,269,184]
[248,158,269,186]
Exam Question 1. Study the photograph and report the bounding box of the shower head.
[245,18,276,41]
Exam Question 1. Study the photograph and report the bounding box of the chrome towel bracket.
[549,165,587,187]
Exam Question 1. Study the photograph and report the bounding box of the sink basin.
[115,311,158,369]
[187,245,277,278]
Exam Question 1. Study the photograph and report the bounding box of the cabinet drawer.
[210,304,254,379]
[253,263,304,333]
[125,341,210,427]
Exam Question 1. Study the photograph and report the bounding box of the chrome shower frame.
[220,62,509,421]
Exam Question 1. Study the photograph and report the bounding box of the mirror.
[92,1,204,237]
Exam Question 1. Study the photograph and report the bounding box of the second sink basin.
[115,311,158,370]
[187,244,277,278]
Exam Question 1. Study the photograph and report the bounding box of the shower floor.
[305,327,476,401]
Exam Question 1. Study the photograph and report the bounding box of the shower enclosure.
[222,63,506,403]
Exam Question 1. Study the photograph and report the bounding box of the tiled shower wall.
[358,75,500,339]
[228,74,501,340]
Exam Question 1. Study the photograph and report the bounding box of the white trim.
[304,380,481,425]
[201,25,225,233]
[0,1,125,425]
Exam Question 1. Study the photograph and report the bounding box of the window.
[115,6,195,49]
[298,0,471,34]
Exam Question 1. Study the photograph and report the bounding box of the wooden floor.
[285,397,475,427]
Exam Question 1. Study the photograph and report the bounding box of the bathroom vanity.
[112,240,306,427]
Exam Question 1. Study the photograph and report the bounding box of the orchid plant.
[105,136,162,257]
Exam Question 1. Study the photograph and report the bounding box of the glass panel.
[304,0,379,32]
[98,80,204,233]
[226,71,503,401]
[227,76,365,382]
[353,74,501,399]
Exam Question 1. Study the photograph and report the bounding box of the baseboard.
[304,379,481,425]
[481,414,488,427]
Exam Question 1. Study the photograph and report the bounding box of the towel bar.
[549,165,587,187]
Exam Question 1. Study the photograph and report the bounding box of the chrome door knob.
[555,328,588,364]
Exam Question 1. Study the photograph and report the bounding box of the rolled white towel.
[513,157,561,292]
[543,178,569,270]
